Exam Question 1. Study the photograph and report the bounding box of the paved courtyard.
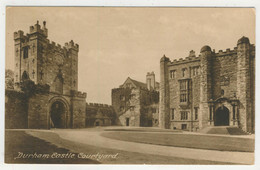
[5,127,255,164]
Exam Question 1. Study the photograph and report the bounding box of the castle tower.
[159,55,170,129]
[199,45,213,129]
[65,40,79,91]
[13,21,48,89]
[146,71,155,90]
[236,36,253,132]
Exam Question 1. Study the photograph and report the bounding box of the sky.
[5,7,255,104]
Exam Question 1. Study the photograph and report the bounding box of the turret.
[29,21,48,37]
[236,36,252,132]
[159,55,170,129]
[199,45,213,128]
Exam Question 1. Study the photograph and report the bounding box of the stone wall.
[5,90,28,129]
[28,93,49,129]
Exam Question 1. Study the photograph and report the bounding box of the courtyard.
[5,127,254,164]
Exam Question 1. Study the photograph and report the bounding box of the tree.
[5,69,14,89]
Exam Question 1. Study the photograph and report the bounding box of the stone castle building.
[112,72,159,127]
[5,21,115,129]
[159,37,255,133]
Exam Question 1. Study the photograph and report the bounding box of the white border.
[0,0,259,170]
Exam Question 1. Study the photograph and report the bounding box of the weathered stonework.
[6,21,87,129]
[159,37,255,133]
[112,75,159,127]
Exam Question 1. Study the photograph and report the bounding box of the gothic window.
[171,108,175,120]
[181,111,188,120]
[179,79,190,103]
[170,70,176,79]
[23,47,29,59]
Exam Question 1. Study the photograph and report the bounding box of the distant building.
[159,37,255,133]
[112,72,159,127]
[85,103,116,127]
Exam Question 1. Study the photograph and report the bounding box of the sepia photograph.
[3,5,256,166]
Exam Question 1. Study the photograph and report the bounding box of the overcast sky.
[5,7,255,104]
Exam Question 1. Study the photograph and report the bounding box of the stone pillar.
[159,55,170,129]
[236,36,251,132]
[199,46,213,129]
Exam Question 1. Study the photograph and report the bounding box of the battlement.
[65,40,79,51]
[14,30,25,40]
[214,47,237,56]
[147,71,155,76]
[71,90,87,98]
[29,21,48,37]
[169,55,200,65]
[86,102,113,108]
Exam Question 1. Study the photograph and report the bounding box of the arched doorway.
[50,101,66,128]
[214,106,229,126]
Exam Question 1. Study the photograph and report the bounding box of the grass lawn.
[5,130,99,164]
[101,131,255,152]
[15,130,236,164]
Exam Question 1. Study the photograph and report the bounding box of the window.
[126,83,132,88]
[182,68,187,77]
[170,70,176,79]
[181,111,188,120]
[192,66,200,76]
[194,107,198,120]
[181,124,187,130]
[180,80,190,103]
[171,108,175,120]
[23,47,28,59]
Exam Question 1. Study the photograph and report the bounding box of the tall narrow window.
[171,108,175,120]
[23,47,28,59]
[194,107,198,120]
[170,70,176,79]
[181,111,188,120]
[179,79,190,103]
[182,68,187,77]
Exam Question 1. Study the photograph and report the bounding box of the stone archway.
[50,101,66,128]
[214,106,230,126]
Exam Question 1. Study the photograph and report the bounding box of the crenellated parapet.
[14,30,25,40]
[29,20,48,37]
[86,102,113,108]
[214,47,237,57]
[70,90,87,98]
[65,40,79,52]
[169,51,200,65]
